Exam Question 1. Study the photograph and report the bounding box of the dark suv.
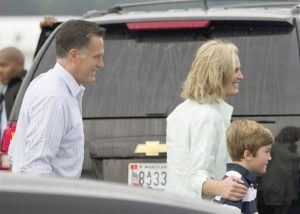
[1,0,300,212]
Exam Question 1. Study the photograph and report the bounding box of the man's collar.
[54,63,85,97]
[1,85,7,94]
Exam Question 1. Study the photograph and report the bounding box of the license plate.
[128,163,167,190]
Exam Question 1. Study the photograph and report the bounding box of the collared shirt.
[0,85,7,137]
[214,163,258,214]
[165,99,233,199]
[8,63,85,178]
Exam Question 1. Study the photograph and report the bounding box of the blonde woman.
[165,40,247,200]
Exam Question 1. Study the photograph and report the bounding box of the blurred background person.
[34,16,58,57]
[258,126,300,214]
[0,47,26,138]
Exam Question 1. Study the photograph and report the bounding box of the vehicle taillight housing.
[0,122,17,170]
[126,20,210,31]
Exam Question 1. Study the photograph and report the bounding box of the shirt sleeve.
[214,196,242,213]
[20,95,65,175]
[189,111,222,197]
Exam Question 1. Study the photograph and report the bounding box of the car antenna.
[107,0,209,14]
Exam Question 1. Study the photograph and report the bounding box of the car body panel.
[86,8,295,24]
[0,172,231,214]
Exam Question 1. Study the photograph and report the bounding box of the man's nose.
[97,58,104,69]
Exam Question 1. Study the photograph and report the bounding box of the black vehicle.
[1,0,300,212]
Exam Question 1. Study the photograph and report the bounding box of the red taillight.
[1,122,17,152]
[126,20,210,31]
[0,122,16,170]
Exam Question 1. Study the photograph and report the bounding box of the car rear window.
[32,20,300,118]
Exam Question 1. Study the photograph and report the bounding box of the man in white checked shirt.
[8,20,105,178]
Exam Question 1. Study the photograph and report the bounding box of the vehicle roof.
[84,6,300,25]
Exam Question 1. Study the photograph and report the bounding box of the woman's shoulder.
[169,99,221,121]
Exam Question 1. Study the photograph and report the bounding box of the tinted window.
[83,27,205,118]
[33,21,300,118]
[224,22,300,116]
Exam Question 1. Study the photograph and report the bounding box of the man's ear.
[68,49,79,62]
[14,60,22,74]
[17,59,24,71]
[243,150,253,161]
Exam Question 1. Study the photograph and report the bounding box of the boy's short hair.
[227,120,274,161]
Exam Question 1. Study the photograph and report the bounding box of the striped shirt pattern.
[8,63,85,178]
[214,163,258,214]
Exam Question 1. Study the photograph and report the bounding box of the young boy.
[214,120,274,214]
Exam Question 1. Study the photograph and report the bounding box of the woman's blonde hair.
[181,40,238,103]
